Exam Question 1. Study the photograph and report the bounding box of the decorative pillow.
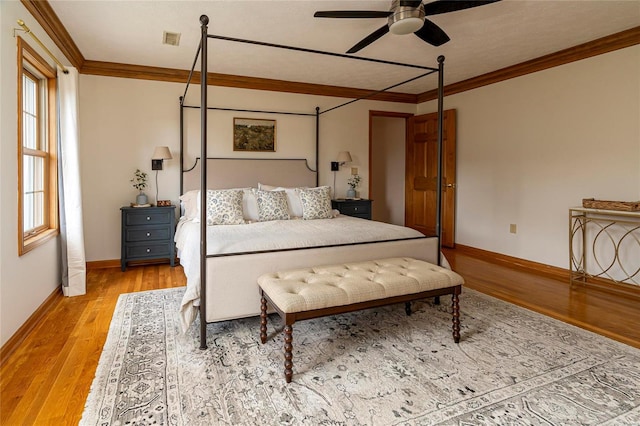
[258,183,305,218]
[254,189,290,222]
[179,190,199,219]
[298,186,333,220]
[205,189,245,225]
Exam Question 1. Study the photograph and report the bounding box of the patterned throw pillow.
[205,189,245,225]
[298,186,333,220]
[254,189,290,222]
[258,183,305,218]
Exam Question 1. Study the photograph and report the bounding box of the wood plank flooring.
[0,265,185,425]
[2,250,639,424]
[442,247,640,348]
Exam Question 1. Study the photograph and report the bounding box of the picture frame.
[233,118,276,152]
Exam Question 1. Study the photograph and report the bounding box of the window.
[17,37,58,255]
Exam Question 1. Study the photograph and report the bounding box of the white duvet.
[175,215,425,330]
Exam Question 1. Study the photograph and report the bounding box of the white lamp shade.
[152,146,173,160]
[336,151,352,164]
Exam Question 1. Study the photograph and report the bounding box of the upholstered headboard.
[182,158,317,193]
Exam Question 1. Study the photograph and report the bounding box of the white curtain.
[58,67,86,296]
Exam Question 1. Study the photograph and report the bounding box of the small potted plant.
[347,174,361,199]
[131,169,148,205]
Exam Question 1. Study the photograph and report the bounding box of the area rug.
[81,287,640,425]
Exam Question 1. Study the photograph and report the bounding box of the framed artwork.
[233,118,276,152]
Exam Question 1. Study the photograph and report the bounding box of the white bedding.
[176,215,427,331]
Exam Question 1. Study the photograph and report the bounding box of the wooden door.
[405,109,456,247]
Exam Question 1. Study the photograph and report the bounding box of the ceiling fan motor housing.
[388,0,425,35]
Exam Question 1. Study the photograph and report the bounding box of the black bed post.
[199,14,209,350]
[179,96,184,195]
[315,106,320,186]
[435,55,445,267]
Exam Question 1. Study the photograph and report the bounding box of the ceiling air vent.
[163,31,181,46]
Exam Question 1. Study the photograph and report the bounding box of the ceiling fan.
[314,0,501,54]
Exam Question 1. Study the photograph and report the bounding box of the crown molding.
[417,26,640,103]
[80,60,418,103]
[20,0,85,69]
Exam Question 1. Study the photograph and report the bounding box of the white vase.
[136,192,148,205]
[346,188,356,198]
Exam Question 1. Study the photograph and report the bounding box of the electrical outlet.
[510,224,517,234]
[351,167,358,175]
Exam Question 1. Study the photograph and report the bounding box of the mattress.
[175,215,429,331]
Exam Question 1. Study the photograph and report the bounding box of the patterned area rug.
[81,287,640,425]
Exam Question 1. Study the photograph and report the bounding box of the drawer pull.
[146,248,151,253]
[146,216,151,221]
[354,207,358,211]
[146,232,151,237]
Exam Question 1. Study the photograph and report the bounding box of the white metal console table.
[569,208,640,287]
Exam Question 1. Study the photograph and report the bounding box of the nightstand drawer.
[331,199,373,220]
[125,210,172,226]
[125,242,172,258]
[339,203,371,216]
[125,226,172,243]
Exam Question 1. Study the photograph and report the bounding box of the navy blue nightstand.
[120,205,176,271]
[331,199,372,220]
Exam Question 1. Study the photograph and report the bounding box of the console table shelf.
[569,207,640,287]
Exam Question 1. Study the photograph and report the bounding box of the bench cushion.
[257,257,464,314]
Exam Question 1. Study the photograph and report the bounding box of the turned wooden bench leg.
[284,324,293,383]
[405,302,412,316]
[452,288,460,343]
[260,295,268,344]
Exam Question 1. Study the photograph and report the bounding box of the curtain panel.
[58,67,86,296]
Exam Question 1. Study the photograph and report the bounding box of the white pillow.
[205,189,245,225]
[253,189,290,221]
[258,183,278,191]
[179,190,199,219]
[298,186,333,220]
[258,183,305,218]
[241,188,259,222]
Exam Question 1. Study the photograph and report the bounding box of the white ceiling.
[48,0,640,94]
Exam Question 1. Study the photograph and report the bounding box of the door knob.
[445,183,456,188]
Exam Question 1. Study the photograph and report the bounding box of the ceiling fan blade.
[413,19,450,46]
[346,25,390,54]
[399,0,423,7]
[423,0,501,16]
[314,10,392,19]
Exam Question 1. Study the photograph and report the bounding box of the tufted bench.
[257,257,464,383]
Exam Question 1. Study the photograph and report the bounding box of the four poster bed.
[178,15,446,349]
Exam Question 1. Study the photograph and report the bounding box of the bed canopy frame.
[180,15,445,348]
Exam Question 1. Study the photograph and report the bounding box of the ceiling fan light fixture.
[388,3,425,35]
[389,17,423,34]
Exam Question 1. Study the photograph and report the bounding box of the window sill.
[20,228,59,256]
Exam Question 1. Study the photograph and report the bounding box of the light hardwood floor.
[2,250,639,424]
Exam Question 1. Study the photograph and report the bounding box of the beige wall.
[418,45,640,269]
[79,76,415,261]
[0,2,65,346]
